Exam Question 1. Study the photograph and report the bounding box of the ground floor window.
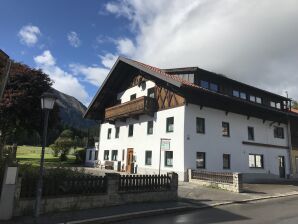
[112,150,118,161]
[249,154,264,168]
[223,154,230,169]
[94,150,98,160]
[145,151,152,165]
[104,150,109,160]
[164,151,173,167]
[89,150,92,160]
[196,152,206,168]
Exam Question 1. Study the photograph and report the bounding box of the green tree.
[0,61,59,161]
[51,129,74,161]
[292,101,298,110]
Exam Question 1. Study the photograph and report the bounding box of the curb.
[63,192,298,224]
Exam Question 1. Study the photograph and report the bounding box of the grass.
[16,145,81,167]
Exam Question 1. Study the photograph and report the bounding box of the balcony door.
[126,148,134,173]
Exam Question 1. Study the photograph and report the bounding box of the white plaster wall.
[98,106,186,179]
[184,104,289,176]
[117,80,155,103]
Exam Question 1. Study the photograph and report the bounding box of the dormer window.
[250,95,256,102]
[250,95,262,104]
[240,92,247,99]
[130,94,136,101]
[200,80,209,89]
[233,90,239,97]
[233,90,246,100]
[200,80,218,92]
[210,83,218,92]
[270,101,281,109]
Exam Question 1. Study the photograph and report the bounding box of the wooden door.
[126,148,134,173]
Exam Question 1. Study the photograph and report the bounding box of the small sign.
[161,139,171,151]
[5,167,17,185]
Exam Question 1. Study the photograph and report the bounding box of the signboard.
[161,138,171,151]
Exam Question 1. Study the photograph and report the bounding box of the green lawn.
[16,145,80,167]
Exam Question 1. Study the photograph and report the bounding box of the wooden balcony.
[105,96,157,121]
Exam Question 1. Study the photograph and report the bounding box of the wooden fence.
[191,170,234,184]
[20,175,107,198]
[119,174,171,192]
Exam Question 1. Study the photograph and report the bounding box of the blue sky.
[1,0,298,105]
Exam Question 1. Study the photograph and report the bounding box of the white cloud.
[18,25,41,46]
[99,53,118,69]
[69,63,109,86]
[105,0,298,100]
[67,31,81,48]
[34,50,89,105]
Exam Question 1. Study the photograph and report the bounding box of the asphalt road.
[116,195,298,224]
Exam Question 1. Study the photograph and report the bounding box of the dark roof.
[84,57,292,121]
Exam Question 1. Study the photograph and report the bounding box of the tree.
[51,129,74,161]
[0,61,59,160]
[292,101,298,110]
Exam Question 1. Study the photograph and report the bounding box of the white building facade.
[85,57,293,182]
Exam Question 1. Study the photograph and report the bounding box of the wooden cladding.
[155,86,185,110]
[105,96,157,121]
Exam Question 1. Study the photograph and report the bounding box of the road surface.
[116,195,298,224]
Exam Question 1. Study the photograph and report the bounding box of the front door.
[278,156,285,178]
[126,148,134,173]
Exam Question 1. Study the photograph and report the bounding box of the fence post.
[106,173,120,195]
[0,165,19,220]
[168,172,178,191]
[233,173,243,193]
[187,169,192,182]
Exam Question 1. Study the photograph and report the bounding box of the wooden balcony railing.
[105,96,157,121]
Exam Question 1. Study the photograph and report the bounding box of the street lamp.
[34,92,56,218]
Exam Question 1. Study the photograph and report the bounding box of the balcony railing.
[105,96,157,121]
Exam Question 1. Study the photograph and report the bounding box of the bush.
[50,144,59,157]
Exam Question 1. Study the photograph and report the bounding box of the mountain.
[51,88,97,130]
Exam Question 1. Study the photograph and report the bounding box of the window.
[164,151,173,167]
[196,152,205,169]
[145,151,152,165]
[222,122,230,137]
[196,117,205,134]
[112,150,118,161]
[248,127,254,141]
[249,154,264,168]
[94,151,98,160]
[276,102,281,109]
[122,149,125,161]
[210,83,218,92]
[130,94,136,100]
[274,126,284,139]
[256,97,262,104]
[200,80,209,89]
[147,120,153,135]
[128,124,134,137]
[115,127,120,138]
[107,128,112,139]
[250,95,256,102]
[240,92,247,99]
[233,90,239,97]
[223,154,230,169]
[147,87,155,98]
[166,117,174,133]
[104,150,109,160]
[89,150,92,160]
[270,101,276,107]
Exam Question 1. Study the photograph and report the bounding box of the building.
[84,57,298,182]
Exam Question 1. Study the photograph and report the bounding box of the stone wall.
[14,172,178,216]
[188,169,243,193]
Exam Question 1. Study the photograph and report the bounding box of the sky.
[1,0,298,106]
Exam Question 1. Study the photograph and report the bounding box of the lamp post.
[34,92,56,218]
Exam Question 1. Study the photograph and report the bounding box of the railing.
[119,174,171,192]
[20,175,107,198]
[191,170,233,184]
[105,96,157,120]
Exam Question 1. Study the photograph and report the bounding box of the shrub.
[75,148,86,164]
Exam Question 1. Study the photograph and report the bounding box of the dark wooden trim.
[242,141,289,149]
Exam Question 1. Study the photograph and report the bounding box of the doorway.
[126,148,134,173]
[278,156,285,178]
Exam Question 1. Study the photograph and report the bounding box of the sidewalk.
[4,181,298,224]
